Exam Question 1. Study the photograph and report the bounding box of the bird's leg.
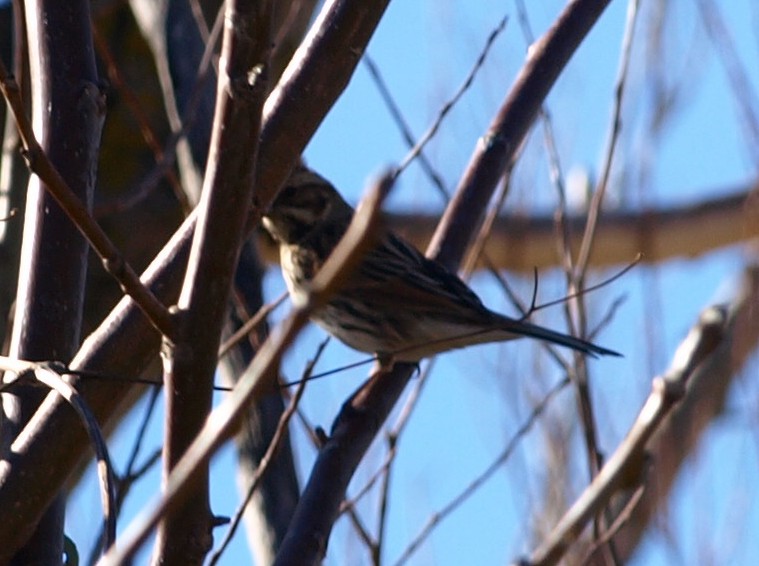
[375,352,396,373]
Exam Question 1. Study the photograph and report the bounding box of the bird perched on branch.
[262,166,619,366]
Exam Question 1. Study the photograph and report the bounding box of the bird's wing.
[332,232,621,358]
[340,233,490,320]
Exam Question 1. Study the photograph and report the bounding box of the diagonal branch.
[99,171,394,565]
[428,0,611,270]
[610,264,759,560]
[524,303,730,566]
[0,60,175,339]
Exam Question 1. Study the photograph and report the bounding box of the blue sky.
[62,1,759,564]
[298,2,759,565]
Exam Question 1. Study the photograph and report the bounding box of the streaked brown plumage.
[262,167,619,363]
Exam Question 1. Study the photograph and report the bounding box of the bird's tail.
[496,316,620,358]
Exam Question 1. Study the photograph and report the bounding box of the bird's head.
[262,166,354,245]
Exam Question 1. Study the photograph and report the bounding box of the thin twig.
[218,291,288,358]
[87,385,162,565]
[93,5,224,217]
[339,359,435,513]
[0,357,117,554]
[208,339,327,565]
[394,377,571,566]
[280,354,377,387]
[581,480,647,564]
[697,0,759,156]
[367,27,560,360]
[576,0,640,275]
[395,12,509,177]
[91,26,190,212]
[338,359,437,564]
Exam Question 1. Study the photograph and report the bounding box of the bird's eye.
[308,192,329,215]
[272,182,332,227]
[276,185,299,205]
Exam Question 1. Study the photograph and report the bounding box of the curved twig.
[0,357,117,553]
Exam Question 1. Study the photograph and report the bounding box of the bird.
[262,166,619,365]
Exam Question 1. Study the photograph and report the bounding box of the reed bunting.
[262,166,619,364]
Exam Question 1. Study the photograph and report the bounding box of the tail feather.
[497,317,620,358]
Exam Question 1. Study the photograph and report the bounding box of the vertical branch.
[0,0,27,349]
[0,0,102,562]
[567,2,640,558]
[153,0,272,563]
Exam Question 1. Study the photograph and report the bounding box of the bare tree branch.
[151,0,273,563]
[0,0,391,553]
[525,303,729,566]
[0,0,101,561]
[255,186,759,272]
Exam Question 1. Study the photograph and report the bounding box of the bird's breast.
[280,244,323,303]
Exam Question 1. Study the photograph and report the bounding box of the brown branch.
[256,186,759,272]
[0,0,391,554]
[1,1,102,562]
[251,0,391,208]
[0,61,175,339]
[428,0,611,269]
[152,0,273,563]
